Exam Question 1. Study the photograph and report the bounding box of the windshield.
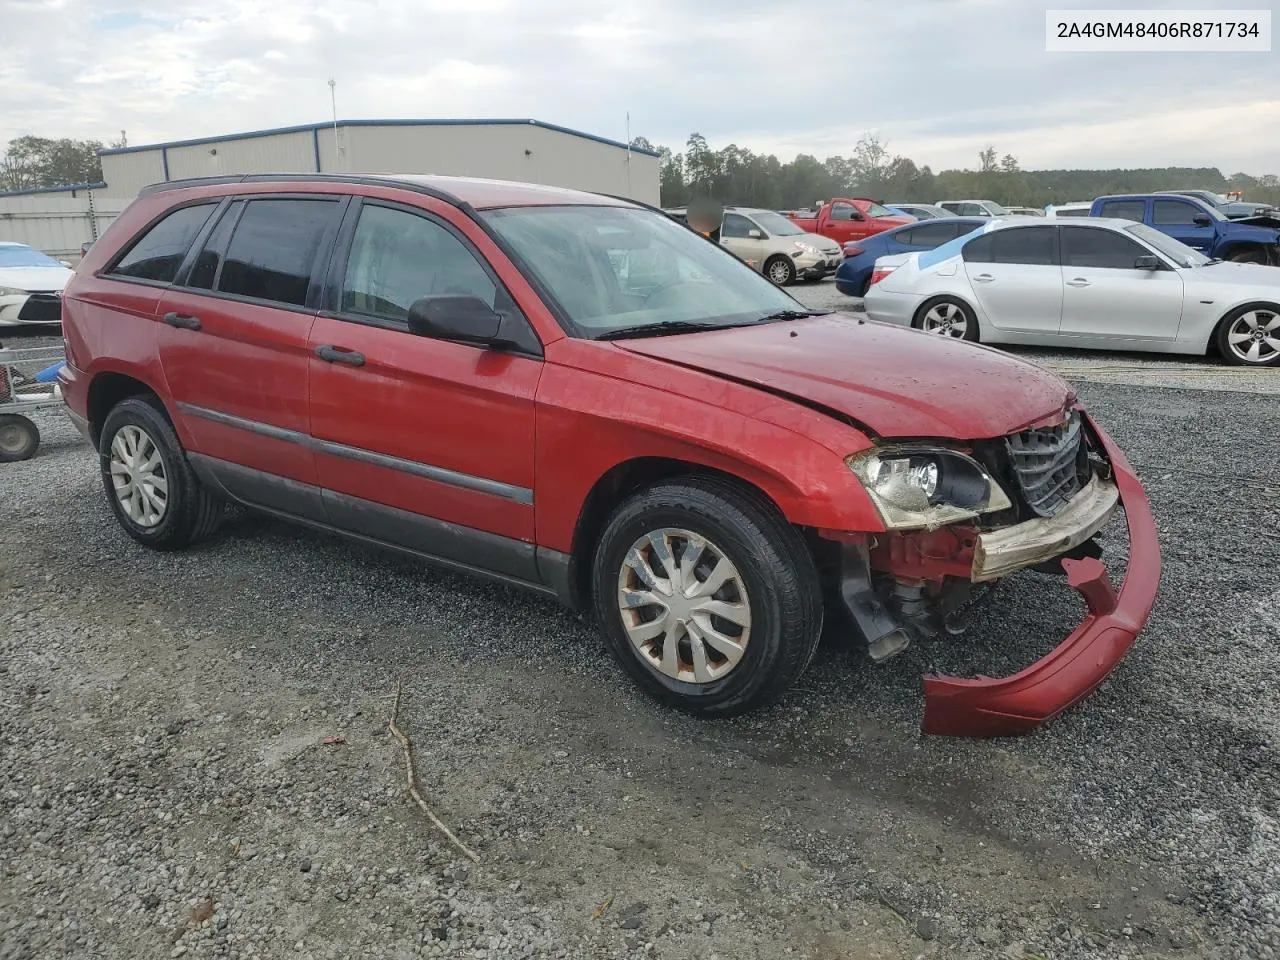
[0,244,63,269]
[1125,223,1212,268]
[750,211,806,236]
[866,201,896,218]
[983,202,1011,215]
[482,205,804,338]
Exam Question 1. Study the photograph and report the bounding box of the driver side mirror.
[1134,255,1160,270]
[747,229,763,239]
[1192,214,1212,226]
[407,295,505,347]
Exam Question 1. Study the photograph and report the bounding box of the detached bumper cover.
[922,413,1160,737]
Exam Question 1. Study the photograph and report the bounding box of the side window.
[1061,227,1150,269]
[1098,200,1145,222]
[1152,200,1202,225]
[830,202,854,221]
[905,222,958,246]
[892,228,916,245]
[186,201,242,290]
[963,226,1057,265]
[720,214,756,239]
[217,199,339,307]
[341,204,497,322]
[108,204,216,283]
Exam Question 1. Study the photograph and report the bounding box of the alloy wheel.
[922,302,968,337]
[1226,309,1280,364]
[767,260,792,284]
[109,424,169,527]
[616,528,752,684]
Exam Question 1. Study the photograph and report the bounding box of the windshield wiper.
[596,320,753,341]
[755,309,822,322]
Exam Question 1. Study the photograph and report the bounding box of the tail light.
[869,265,898,286]
[843,245,864,258]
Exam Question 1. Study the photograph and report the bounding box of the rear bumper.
[922,413,1161,736]
[861,287,917,327]
[57,361,92,442]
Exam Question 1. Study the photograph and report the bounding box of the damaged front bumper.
[921,413,1160,736]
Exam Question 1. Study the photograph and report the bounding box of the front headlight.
[0,286,29,297]
[792,241,818,255]
[847,447,1012,530]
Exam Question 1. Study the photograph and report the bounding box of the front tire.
[764,255,796,286]
[591,477,822,717]
[1228,248,1267,265]
[914,296,979,341]
[1216,304,1280,366]
[99,396,223,549]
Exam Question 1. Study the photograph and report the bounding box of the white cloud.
[1,0,1277,175]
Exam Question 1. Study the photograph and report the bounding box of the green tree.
[1,136,105,190]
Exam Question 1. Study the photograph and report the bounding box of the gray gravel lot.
[1,324,1278,960]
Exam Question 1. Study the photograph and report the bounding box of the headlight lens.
[792,241,818,254]
[847,447,1012,530]
[0,286,29,297]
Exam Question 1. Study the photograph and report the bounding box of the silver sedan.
[862,217,1280,367]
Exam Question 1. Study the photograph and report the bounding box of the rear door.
[961,225,1063,334]
[1058,226,1185,341]
[1151,198,1217,253]
[156,195,344,518]
[306,198,542,575]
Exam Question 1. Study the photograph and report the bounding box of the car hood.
[0,265,73,293]
[1186,260,1280,288]
[616,314,1074,440]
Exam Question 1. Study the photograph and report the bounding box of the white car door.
[961,225,1063,334]
[719,213,767,273]
[1058,226,1185,341]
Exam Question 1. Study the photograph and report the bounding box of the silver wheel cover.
[109,424,169,527]
[617,528,752,684]
[1226,309,1280,364]
[921,302,969,337]
[767,260,790,284]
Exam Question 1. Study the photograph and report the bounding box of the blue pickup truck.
[1090,194,1280,264]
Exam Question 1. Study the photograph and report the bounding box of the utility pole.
[328,79,339,171]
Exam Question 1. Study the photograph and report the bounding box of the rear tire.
[591,477,823,717]
[1215,304,1280,366]
[0,414,39,462]
[764,256,796,286]
[99,396,223,549]
[914,296,979,342]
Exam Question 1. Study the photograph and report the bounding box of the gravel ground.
[1,324,1278,960]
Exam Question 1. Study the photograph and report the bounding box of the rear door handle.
[973,273,995,283]
[163,312,201,331]
[314,344,365,367]
[1066,278,1091,287]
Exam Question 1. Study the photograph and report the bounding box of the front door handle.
[163,312,201,331]
[973,273,995,283]
[315,344,365,367]
[1066,278,1091,287]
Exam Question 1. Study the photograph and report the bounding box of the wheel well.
[86,372,160,446]
[566,457,802,611]
[1208,300,1280,356]
[763,253,791,273]
[1220,243,1270,263]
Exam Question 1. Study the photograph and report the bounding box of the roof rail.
[137,172,465,207]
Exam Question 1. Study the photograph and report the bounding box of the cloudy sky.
[2,0,1277,174]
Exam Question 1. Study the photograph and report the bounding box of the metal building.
[98,119,661,204]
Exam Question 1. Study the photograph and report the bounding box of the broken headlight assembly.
[847,447,1012,531]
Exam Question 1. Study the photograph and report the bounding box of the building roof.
[98,118,661,158]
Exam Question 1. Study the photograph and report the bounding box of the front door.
[1058,226,1186,341]
[307,199,542,580]
[1151,198,1217,253]
[960,225,1063,334]
[718,213,767,272]
[156,196,344,517]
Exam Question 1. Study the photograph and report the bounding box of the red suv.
[60,174,1160,735]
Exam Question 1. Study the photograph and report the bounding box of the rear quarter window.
[108,203,217,283]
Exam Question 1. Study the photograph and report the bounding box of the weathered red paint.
[868,526,978,581]
[921,414,1160,737]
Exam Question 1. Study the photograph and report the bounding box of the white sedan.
[0,242,73,326]
[863,217,1280,367]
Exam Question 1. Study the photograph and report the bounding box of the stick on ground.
[387,682,480,862]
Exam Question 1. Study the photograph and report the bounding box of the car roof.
[142,173,637,211]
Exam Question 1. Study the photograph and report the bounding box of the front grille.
[1005,410,1085,517]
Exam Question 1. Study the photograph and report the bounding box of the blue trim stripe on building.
[95,118,662,159]
[160,147,170,182]
[312,128,322,172]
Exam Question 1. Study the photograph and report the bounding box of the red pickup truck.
[786,198,912,245]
